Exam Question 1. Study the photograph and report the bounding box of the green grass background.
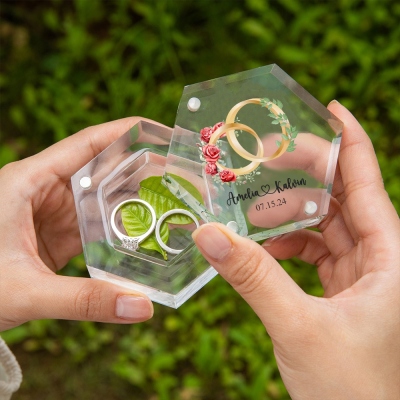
[1,0,399,399]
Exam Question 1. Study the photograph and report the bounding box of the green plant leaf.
[140,222,169,260]
[276,140,281,147]
[271,120,280,125]
[121,202,168,259]
[121,203,153,236]
[139,175,202,224]
[168,173,204,205]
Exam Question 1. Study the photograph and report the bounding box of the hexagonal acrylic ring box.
[164,64,343,242]
[72,64,343,309]
[71,121,215,308]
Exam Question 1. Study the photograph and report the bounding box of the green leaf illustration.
[139,175,202,225]
[121,202,169,260]
[276,140,281,147]
[271,120,280,125]
[286,139,297,152]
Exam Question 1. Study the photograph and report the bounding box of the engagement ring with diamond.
[110,199,156,251]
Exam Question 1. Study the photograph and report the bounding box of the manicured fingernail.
[116,295,153,321]
[328,99,340,106]
[192,225,232,261]
[262,234,283,247]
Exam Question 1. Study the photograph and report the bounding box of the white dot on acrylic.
[226,221,239,233]
[79,176,92,189]
[187,97,201,112]
[304,201,318,215]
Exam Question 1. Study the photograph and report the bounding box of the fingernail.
[262,234,283,247]
[116,295,153,321]
[192,225,232,261]
[328,99,340,106]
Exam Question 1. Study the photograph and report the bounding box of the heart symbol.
[260,184,271,195]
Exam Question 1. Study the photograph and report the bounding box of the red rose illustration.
[200,126,213,143]
[202,144,221,163]
[219,169,236,182]
[205,163,218,175]
[212,121,226,138]
[212,122,224,132]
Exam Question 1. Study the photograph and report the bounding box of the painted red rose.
[212,122,224,132]
[219,169,236,182]
[205,163,218,175]
[200,126,213,143]
[202,144,221,163]
[212,121,226,138]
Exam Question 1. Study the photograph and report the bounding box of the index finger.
[328,101,399,241]
[261,132,333,183]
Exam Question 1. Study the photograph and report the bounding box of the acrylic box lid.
[164,64,343,241]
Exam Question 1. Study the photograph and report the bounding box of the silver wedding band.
[111,200,199,254]
[155,209,199,255]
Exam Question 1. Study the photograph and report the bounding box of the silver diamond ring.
[155,209,199,255]
[110,199,156,251]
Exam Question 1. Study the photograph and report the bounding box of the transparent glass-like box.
[164,65,343,241]
[72,64,342,308]
[71,121,216,308]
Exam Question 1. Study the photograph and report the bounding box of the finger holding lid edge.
[192,223,316,336]
[327,101,400,246]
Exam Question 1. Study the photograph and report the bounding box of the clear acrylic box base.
[72,121,214,309]
[88,265,218,309]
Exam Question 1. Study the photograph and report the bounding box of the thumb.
[24,273,153,325]
[193,223,311,335]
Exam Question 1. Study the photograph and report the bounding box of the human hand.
[0,118,157,331]
[193,101,400,399]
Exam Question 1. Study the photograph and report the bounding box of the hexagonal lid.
[164,64,343,241]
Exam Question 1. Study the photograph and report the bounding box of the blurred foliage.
[0,0,399,399]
